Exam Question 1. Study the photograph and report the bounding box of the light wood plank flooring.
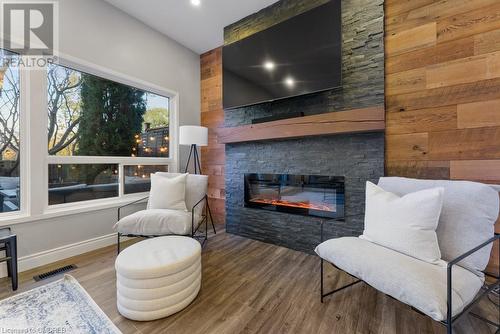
[0,229,498,334]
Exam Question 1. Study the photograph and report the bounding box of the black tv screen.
[223,0,342,110]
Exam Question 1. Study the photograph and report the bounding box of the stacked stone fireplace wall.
[223,0,385,253]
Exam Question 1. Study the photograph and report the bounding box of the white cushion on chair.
[149,173,188,211]
[361,181,445,264]
[377,177,499,275]
[114,209,201,236]
[315,237,483,322]
[154,173,208,217]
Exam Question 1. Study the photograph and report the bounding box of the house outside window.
[46,63,174,205]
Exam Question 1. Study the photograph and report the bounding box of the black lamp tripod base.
[184,144,203,174]
[184,144,217,235]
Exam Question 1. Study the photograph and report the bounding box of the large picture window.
[46,63,173,206]
[124,165,169,195]
[48,164,119,205]
[47,64,170,157]
[0,52,178,222]
[0,49,21,213]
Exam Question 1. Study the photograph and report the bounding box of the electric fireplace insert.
[244,174,345,219]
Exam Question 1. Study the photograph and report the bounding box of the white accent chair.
[315,177,500,334]
[114,173,215,253]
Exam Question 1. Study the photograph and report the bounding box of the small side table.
[0,228,17,291]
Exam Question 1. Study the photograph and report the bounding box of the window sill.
[0,194,149,227]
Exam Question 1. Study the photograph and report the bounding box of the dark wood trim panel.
[218,106,385,144]
[200,48,225,224]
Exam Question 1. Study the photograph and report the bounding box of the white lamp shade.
[179,125,208,146]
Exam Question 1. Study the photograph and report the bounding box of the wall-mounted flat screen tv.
[223,0,342,110]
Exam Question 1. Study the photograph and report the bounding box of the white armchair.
[114,173,215,253]
[316,177,500,334]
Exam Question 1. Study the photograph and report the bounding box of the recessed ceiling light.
[284,77,295,87]
[190,0,201,6]
[263,61,275,71]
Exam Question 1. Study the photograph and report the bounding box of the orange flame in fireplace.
[249,198,335,212]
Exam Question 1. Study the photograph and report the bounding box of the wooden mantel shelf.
[218,106,385,144]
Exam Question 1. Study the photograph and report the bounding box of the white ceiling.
[104,0,279,54]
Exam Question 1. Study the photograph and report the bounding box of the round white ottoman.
[115,236,201,321]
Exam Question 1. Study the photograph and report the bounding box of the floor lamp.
[179,125,216,234]
[180,125,207,174]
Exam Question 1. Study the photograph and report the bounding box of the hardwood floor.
[1,228,498,334]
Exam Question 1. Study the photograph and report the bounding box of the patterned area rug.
[0,275,121,334]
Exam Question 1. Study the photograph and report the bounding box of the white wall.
[58,0,201,170]
[6,0,200,270]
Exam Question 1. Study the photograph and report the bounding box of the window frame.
[44,56,179,211]
[121,164,170,196]
[0,50,29,221]
[0,51,180,225]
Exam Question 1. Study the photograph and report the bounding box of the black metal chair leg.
[447,263,453,334]
[5,242,11,278]
[206,200,216,234]
[9,236,17,291]
[320,258,324,303]
[319,258,362,302]
[205,207,208,241]
[117,233,121,254]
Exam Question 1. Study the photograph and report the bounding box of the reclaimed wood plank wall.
[201,0,500,271]
[385,0,500,182]
[200,48,225,224]
[385,0,500,274]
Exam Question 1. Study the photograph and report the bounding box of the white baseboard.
[0,233,123,278]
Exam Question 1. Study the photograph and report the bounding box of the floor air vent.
[33,264,77,281]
